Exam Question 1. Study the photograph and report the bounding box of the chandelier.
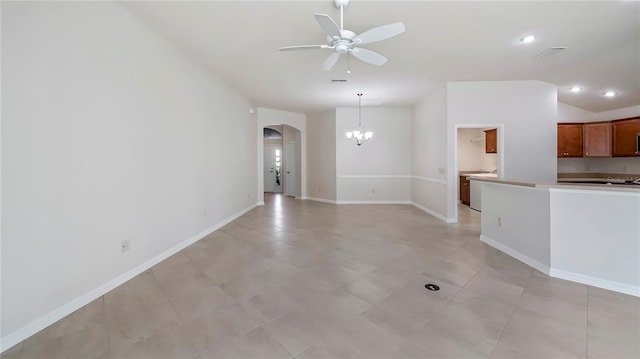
[345,93,373,146]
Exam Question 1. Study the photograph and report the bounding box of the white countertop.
[469,176,640,193]
[467,173,498,178]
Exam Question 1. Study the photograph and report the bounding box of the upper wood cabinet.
[612,117,640,157]
[484,129,497,153]
[583,122,611,157]
[557,123,583,157]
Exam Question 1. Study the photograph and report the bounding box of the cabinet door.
[612,118,640,157]
[459,176,470,205]
[557,124,583,157]
[484,129,497,153]
[583,122,611,157]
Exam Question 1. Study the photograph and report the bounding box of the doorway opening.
[261,124,301,199]
[454,125,502,218]
[264,127,283,193]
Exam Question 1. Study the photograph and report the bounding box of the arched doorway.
[256,108,306,205]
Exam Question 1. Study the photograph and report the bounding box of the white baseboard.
[411,202,456,223]
[305,197,337,204]
[257,201,265,206]
[0,203,258,352]
[480,235,639,298]
[480,235,550,275]
[336,200,412,205]
[549,268,640,297]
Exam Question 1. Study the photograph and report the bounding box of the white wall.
[307,110,337,202]
[411,86,450,221]
[550,189,640,295]
[558,103,640,123]
[592,105,640,121]
[558,157,640,175]
[447,81,557,221]
[336,107,411,203]
[1,1,256,346]
[457,128,498,172]
[557,102,595,123]
[479,181,639,297]
[256,107,306,203]
[557,103,640,175]
[480,183,551,270]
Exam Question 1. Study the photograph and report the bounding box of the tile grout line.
[585,285,590,358]
[286,271,387,358]
[486,268,534,358]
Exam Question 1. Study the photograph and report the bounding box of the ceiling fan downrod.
[334,0,349,29]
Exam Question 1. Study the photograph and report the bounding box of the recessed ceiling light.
[520,35,535,43]
[569,86,581,93]
[604,91,616,97]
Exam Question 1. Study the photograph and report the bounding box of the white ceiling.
[121,1,640,114]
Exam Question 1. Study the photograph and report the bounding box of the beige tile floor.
[3,193,639,359]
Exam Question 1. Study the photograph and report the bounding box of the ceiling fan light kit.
[278,0,406,71]
[346,93,373,146]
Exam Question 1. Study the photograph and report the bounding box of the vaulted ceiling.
[122,1,640,114]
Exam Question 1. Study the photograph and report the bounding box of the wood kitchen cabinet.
[612,117,640,157]
[583,121,611,157]
[557,123,583,157]
[484,129,497,153]
[459,175,470,205]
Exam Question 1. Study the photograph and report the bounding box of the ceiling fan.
[278,0,406,71]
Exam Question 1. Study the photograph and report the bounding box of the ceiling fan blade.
[314,14,341,38]
[279,45,330,51]
[350,47,388,66]
[353,22,406,45]
[322,53,340,71]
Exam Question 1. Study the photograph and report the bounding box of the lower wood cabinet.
[459,175,470,205]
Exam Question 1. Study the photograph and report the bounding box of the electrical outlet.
[318,186,321,193]
[121,239,130,253]
[371,188,376,194]
[438,168,445,174]
[623,165,628,173]
[497,217,502,228]
[203,209,207,217]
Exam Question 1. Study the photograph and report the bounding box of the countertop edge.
[468,176,640,193]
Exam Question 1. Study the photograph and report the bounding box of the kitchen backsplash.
[558,157,640,175]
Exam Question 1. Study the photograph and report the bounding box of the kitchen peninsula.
[469,175,640,297]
